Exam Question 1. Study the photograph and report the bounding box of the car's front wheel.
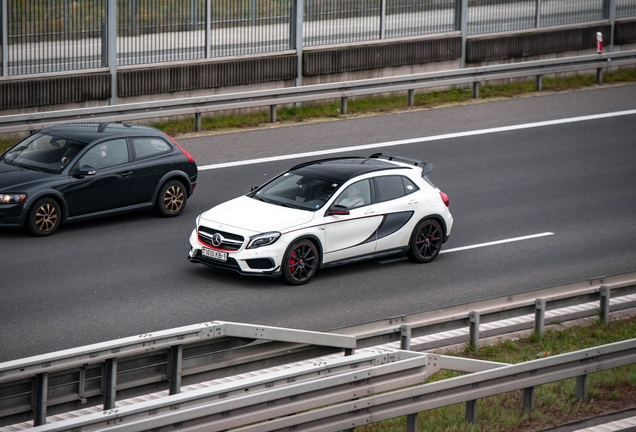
[26,198,61,236]
[407,219,443,263]
[156,179,186,217]
[282,239,319,285]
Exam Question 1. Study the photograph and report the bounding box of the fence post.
[1,0,7,76]
[466,399,477,423]
[206,0,211,58]
[600,285,610,324]
[523,386,535,410]
[107,0,118,105]
[535,0,541,28]
[576,375,588,400]
[535,298,545,338]
[104,358,117,410]
[457,0,468,68]
[169,345,183,395]
[380,0,386,39]
[293,0,304,87]
[33,372,48,426]
[269,105,277,123]
[401,324,411,350]
[469,311,479,352]
[407,412,419,431]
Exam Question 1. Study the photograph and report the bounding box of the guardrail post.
[536,75,543,91]
[169,345,183,395]
[469,311,479,352]
[523,386,535,410]
[576,375,588,400]
[33,372,48,426]
[408,89,415,106]
[340,97,348,114]
[535,298,545,338]
[104,358,117,410]
[401,324,411,350]
[406,412,419,431]
[194,113,202,132]
[596,67,603,84]
[466,400,477,423]
[600,285,610,324]
[269,105,277,123]
[472,82,479,99]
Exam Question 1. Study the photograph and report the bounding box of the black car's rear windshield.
[3,132,88,174]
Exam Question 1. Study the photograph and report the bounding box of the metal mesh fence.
[4,0,105,75]
[617,0,636,18]
[1,0,636,76]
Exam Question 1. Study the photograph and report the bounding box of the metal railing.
[1,49,635,135]
[1,270,635,428]
[20,340,636,432]
[1,0,634,76]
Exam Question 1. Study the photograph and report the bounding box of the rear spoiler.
[369,153,433,177]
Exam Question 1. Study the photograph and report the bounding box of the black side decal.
[377,211,414,240]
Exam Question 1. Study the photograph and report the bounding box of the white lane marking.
[198,109,636,171]
[378,232,554,264]
[440,232,554,254]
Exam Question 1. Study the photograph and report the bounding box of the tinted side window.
[375,176,406,202]
[78,139,129,170]
[133,138,171,159]
[402,176,419,195]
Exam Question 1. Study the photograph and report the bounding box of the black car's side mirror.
[73,166,97,177]
[327,204,350,216]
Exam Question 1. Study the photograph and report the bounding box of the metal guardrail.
[26,340,636,432]
[1,270,635,428]
[1,49,636,136]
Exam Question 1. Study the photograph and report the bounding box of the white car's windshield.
[3,132,87,174]
[253,172,341,211]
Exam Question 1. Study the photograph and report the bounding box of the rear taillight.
[166,134,195,163]
[440,191,449,207]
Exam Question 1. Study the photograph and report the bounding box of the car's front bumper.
[188,228,285,277]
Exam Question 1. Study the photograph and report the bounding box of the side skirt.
[321,247,408,269]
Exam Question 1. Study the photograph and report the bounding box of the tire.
[26,198,61,236]
[407,219,443,263]
[156,180,186,217]
[282,239,319,285]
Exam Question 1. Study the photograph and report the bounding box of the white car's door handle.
[364,209,376,214]
[408,199,419,205]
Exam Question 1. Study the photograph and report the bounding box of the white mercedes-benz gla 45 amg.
[188,153,453,285]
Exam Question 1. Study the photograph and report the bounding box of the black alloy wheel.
[282,239,319,285]
[27,198,61,236]
[156,180,186,217]
[407,219,443,263]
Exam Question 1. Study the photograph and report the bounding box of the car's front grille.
[198,226,244,251]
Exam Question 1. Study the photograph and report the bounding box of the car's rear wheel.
[26,198,61,236]
[407,219,443,263]
[156,179,186,217]
[282,239,319,285]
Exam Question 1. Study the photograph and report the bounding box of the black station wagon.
[0,122,198,236]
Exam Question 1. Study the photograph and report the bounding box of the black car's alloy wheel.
[282,239,318,285]
[407,219,443,263]
[27,198,61,236]
[156,180,186,217]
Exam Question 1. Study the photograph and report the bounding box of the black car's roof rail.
[369,153,433,176]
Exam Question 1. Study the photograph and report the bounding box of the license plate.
[202,247,228,262]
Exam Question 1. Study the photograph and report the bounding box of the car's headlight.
[247,232,281,249]
[0,194,26,204]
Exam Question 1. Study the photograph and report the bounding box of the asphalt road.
[1,85,635,363]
